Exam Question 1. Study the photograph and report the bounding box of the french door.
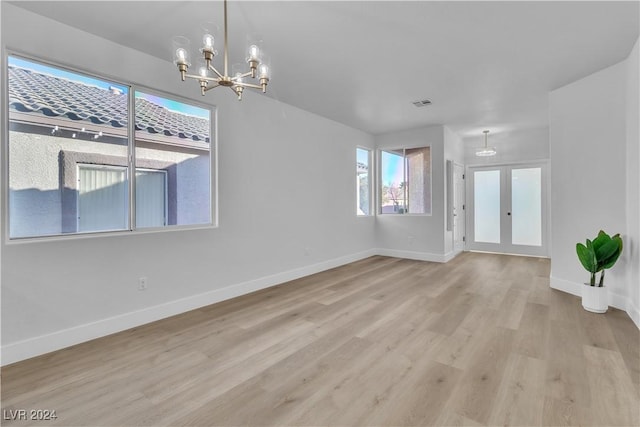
[466,162,548,257]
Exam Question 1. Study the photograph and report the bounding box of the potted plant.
[576,230,623,313]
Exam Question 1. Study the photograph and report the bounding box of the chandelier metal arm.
[184,73,217,82]
[204,83,221,92]
[207,65,224,80]
[233,71,254,81]
[233,82,263,90]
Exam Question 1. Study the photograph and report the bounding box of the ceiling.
[9,1,640,137]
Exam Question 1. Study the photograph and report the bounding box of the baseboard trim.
[550,276,640,330]
[627,299,640,330]
[1,249,378,366]
[443,250,462,263]
[375,248,450,263]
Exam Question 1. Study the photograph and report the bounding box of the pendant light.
[476,130,497,157]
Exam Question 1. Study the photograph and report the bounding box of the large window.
[7,55,214,239]
[379,147,431,215]
[356,148,371,216]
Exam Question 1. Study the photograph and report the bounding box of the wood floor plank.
[577,307,622,351]
[445,326,515,425]
[434,303,498,370]
[583,345,640,426]
[541,396,592,427]
[487,353,546,426]
[494,288,528,330]
[513,302,550,359]
[544,320,592,408]
[2,252,638,427]
[606,307,640,395]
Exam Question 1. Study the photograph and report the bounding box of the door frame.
[453,162,465,253]
[465,160,549,257]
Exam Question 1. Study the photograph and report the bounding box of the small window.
[380,147,431,215]
[356,148,371,216]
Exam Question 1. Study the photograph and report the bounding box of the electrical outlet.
[304,247,311,256]
[138,277,148,291]
[408,236,415,245]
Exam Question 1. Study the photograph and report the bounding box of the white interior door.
[453,162,465,252]
[466,162,548,256]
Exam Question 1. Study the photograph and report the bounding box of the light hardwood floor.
[2,253,639,426]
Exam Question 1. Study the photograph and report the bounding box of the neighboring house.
[8,65,212,238]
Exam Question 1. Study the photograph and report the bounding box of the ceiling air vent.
[412,99,432,107]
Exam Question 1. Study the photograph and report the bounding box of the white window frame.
[356,146,373,217]
[3,51,217,242]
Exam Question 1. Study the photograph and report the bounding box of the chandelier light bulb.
[203,34,215,52]
[258,63,269,79]
[175,48,188,64]
[248,45,260,61]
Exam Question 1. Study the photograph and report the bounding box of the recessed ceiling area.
[10,1,639,136]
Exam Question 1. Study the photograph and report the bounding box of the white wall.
[625,38,640,324]
[464,127,550,166]
[374,125,448,261]
[549,42,639,327]
[0,4,377,364]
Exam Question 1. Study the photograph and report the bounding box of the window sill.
[5,223,218,245]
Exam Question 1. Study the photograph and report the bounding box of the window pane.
[134,91,212,227]
[474,170,501,243]
[406,147,431,214]
[356,148,370,215]
[512,167,542,246]
[380,150,405,214]
[8,56,129,238]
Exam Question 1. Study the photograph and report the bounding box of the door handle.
[507,212,511,216]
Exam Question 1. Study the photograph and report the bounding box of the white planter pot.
[582,284,608,313]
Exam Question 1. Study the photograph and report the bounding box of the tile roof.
[8,66,210,143]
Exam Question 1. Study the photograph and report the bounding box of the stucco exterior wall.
[9,131,208,238]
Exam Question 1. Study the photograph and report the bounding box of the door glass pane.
[474,170,501,244]
[78,165,128,232]
[512,167,542,246]
[136,169,167,228]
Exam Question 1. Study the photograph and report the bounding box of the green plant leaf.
[592,230,610,252]
[595,238,619,263]
[576,242,597,273]
[601,235,623,269]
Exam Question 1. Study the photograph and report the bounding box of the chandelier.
[476,130,497,157]
[172,0,270,100]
